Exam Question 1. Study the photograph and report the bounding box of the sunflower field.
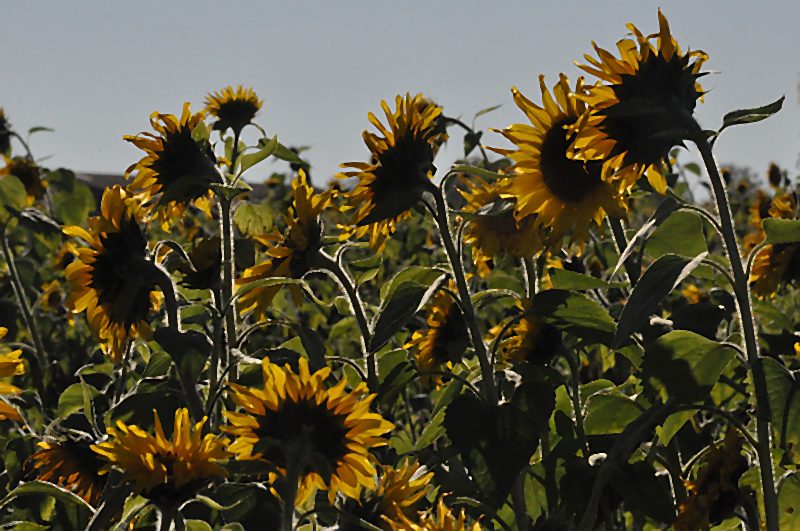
[1,10,799,531]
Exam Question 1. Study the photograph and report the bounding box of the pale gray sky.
[3,1,799,186]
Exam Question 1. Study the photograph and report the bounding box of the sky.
[2,1,799,188]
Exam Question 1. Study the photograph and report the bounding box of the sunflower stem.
[1,228,48,400]
[428,184,498,404]
[217,195,238,380]
[608,216,639,287]
[565,349,591,460]
[690,123,779,531]
[315,250,377,392]
[522,256,538,298]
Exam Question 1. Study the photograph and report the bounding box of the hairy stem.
[218,195,238,378]
[608,216,639,287]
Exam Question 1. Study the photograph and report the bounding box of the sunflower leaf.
[720,96,784,133]
[371,274,446,351]
[0,174,26,224]
[763,218,800,244]
[238,135,278,174]
[451,165,505,183]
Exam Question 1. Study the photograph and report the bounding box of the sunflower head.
[63,185,161,363]
[338,93,443,251]
[388,498,481,531]
[767,162,784,188]
[573,9,708,193]
[458,174,543,277]
[28,439,107,505]
[490,299,561,366]
[91,408,228,506]
[205,85,263,135]
[406,286,470,384]
[0,156,45,204]
[223,357,393,504]
[0,329,24,396]
[340,459,433,530]
[0,108,10,155]
[124,103,221,228]
[237,170,334,319]
[492,74,629,250]
[748,192,800,297]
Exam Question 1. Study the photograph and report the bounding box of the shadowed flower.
[237,170,334,319]
[572,9,708,193]
[388,498,481,531]
[340,459,433,530]
[0,109,10,155]
[489,299,560,366]
[747,193,800,297]
[223,357,393,504]
[339,93,443,251]
[0,156,45,204]
[91,408,228,506]
[205,85,263,135]
[29,439,107,505]
[124,103,221,229]
[492,74,628,249]
[458,175,543,277]
[406,287,470,383]
[767,162,784,188]
[63,185,161,363]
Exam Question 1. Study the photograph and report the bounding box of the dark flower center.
[540,118,603,203]
[152,128,220,204]
[7,158,44,199]
[254,398,350,481]
[602,51,702,168]
[212,100,259,133]
[90,215,153,328]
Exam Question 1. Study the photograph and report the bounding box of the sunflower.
[406,286,470,383]
[489,300,560,366]
[458,175,543,277]
[767,162,784,188]
[223,357,393,504]
[29,439,107,505]
[0,327,25,396]
[340,459,433,530]
[492,74,628,250]
[747,193,800,297]
[338,93,443,251]
[388,498,481,531]
[0,156,45,204]
[237,170,335,319]
[675,430,748,530]
[0,109,10,155]
[92,408,228,506]
[572,10,708,193]
[205,85,263,135]
[124,102,221,229]
[63,185,161,363]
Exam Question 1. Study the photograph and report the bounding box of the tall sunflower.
[0,156,45,204]
[205,85,263,135]
[338,93,443,251]
[223,357,393,504]
[91,408,228,506]
[237,170,335,319]
[406,286,470,384]
[458,174,543,277]
[29,439,107,506]
[492,74,628,249]
[63,185,161,363]
[340,459,433,530]
[124,103,221,228]
[572,10,708,193]
[388,498,481,531]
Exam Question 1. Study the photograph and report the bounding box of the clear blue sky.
[3,1,799,186]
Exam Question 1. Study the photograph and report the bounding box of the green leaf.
[0,174,26,223]
[529,289,617,346]
[762,358,800,464]
[0,480,95,517]
[272,142,308,165]
[414,407,446,451]
[548,268,625,291]
[371,274,446,351]
[612,252,707,348]
[191,121,210,143]
[611,197,679,278]
[185,520,213,531]
[450,165,504,183]
[657,409,697,445]
[239,135,278,173]
[153,328,211,383]
[720,96,784,132]
[645,211,707,259]
[233,200,273,237]
[52,183,96,226]
[28,126,54,135]
[584,391,643,435]
[57,382,99,418]
[379,265,447,302]
[779,473,800,530]
[763,218,800,244]
[642,331,736,404]
[474,104,503,120]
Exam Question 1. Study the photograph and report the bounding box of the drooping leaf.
[645,210,707,259]
[233,200,273,237]
[642,330,736,404]
[153,328,211,383]
[238,135,278,173]
[371,274,446,351]
[56,382,99,418]
[762,358,800,464]
[612,253,707,348]
[762,218,800,245]
[529,289,617,346]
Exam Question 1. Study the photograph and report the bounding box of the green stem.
[1,230,48,399]
[690,123,779,531]
[565,351,591,459]
[428,184,498,403]
[522,256,538,299]
[218,195,238,378]
[608,216,639,287]
[315,251,377,391]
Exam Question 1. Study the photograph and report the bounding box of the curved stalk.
[426,183,498,403]
[608,216,639,287]
[689,121,779,531]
